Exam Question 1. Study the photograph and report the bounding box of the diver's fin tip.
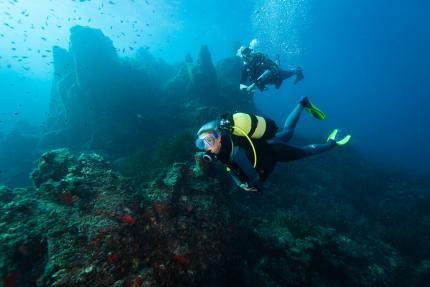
[337,134,351,146]
[327,129,338,142]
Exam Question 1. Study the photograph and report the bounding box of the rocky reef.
[0,149,233,286]
[1,146,429,286]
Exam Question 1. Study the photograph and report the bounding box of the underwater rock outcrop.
[42,26,254,155]
[1,146,429,286]
[1,148,141,286]
[230,212,401,286]
[0,149,233,286]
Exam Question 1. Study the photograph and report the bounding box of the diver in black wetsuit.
[195,97,351,193]
[238,47,304,92]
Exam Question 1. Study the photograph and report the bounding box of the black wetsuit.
[215,102,336,189]
[216,133,314,187]
[240,52,297,91]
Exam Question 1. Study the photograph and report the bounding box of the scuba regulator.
[202,151,215,163]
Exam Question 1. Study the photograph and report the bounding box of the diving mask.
[195,132,218,150]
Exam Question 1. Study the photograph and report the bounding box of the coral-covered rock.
[0,185,14,203]
[229,201,403,286]
[1,149,235,286]
[138,163,232,286]
[31,148,74,188]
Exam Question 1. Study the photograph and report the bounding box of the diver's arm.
[231,148,260,187]
[229,172,243,187]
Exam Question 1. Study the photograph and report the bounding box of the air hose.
[231,125,257,168]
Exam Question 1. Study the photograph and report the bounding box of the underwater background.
[0,0,429,286]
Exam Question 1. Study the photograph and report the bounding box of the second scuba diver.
[237,42,304,93]
[195,97,351,193]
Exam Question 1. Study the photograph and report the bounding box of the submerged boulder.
[43,26,255,155]
[230,211,402,287]
[1,149,235,286]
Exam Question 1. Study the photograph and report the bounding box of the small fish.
[41,37,47,41]
[13,112,19,116]
[109,1,115,5]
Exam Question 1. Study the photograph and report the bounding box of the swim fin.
[327,129,351,146]
[301,97,326,120]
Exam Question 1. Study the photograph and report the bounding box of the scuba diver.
[237,42,304,93]
[195,97,351,193]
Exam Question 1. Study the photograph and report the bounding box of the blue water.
[0,0,429,178]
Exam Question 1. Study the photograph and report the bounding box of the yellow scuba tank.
[219,112,278,168]
[220,112,278,140]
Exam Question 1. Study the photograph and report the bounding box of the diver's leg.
[271,143,307,162]
[279,69,296,81]
[275,69,296,89]
[273,100,305,142]
[294,67,304,84]
[302,141,336,156]
[271,141,336,163]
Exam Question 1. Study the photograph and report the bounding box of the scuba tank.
[220,112,278,140]
[219,112,278,168]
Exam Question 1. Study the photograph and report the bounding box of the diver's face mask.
[195,131,219,151]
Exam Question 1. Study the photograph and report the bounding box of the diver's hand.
[239,182,259,192]
[246,83,256,92]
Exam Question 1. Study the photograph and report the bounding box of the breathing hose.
[231,126,257,168]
